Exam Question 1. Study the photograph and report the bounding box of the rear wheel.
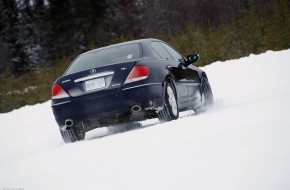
[60,127,85,143]
[194,75,213,114]
[158,81,179,122]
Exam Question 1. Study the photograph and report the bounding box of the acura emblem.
[90,69,96,74]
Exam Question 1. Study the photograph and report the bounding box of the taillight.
[52,84,69,99]
[124,66,150,84]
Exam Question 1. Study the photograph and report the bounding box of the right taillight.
[124,66,150,84]
[52,83,69,99]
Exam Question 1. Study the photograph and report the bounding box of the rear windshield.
[65,43,142,74]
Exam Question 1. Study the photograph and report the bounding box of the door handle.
[166,65,173,70]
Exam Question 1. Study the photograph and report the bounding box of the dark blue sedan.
[51,38,213,143]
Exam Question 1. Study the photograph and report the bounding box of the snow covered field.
[1,50,290,190]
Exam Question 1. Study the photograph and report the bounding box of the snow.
[1,50,290,190]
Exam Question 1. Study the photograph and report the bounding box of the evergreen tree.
[0,0,29,74]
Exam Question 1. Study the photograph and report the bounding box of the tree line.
[1,0,289,74]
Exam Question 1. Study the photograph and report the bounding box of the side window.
[152,48,162,59]
[161,42,185,63]
[151,42,173,60]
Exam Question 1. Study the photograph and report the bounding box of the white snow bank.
[0,50,290,190]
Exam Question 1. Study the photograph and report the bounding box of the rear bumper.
[51,83,164,127]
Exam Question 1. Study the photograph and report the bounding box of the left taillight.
[52,83,69,99]
[124,66,150,84]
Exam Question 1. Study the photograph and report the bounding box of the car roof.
[81,38,161,56]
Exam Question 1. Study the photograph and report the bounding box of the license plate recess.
[85,77,106,91]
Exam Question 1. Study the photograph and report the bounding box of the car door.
[160,42,200,106]
[150,41,188,109]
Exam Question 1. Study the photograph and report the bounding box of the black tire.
[60,127,85,143]
[194,75,213,114]
[158,81,179,122]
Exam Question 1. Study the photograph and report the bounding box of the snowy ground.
[1,50,290,190]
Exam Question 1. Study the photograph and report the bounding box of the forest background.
[0,0,289,113]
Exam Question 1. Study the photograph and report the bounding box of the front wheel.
[60,127,85,143]
[158,81,179,122]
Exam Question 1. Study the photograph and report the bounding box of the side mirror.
[187,53,199,64]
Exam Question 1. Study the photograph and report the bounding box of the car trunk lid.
[57,61,136,97]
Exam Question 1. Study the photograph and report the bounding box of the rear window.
[65,43,142,74]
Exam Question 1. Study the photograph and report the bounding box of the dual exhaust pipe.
[61,119,74,131]
[61,106,141,131]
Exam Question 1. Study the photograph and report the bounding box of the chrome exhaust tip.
[60,119,74,131]
[131,105,142,113]
[65,119,73,127]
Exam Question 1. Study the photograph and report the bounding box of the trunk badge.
[62,79,71,83]
[90,69,96,74]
